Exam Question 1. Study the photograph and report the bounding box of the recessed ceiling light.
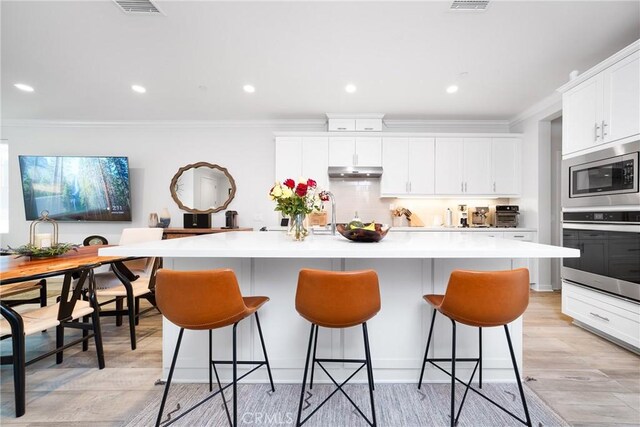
[131,85,146,93]
[345,84,357,94]
[446,85,459,94]
[14,83,34,92]
[243,84,255,93]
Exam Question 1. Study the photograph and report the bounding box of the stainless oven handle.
[562,223,640,233]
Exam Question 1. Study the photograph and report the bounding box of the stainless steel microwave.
[562,141,639,208]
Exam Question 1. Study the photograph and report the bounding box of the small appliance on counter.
[494,205,519,228]
[471,207,490,227]
[184,213,212,229]
[224,210,238,229]
[458,204,469,228]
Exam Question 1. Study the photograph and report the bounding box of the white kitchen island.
[99,231,578,384]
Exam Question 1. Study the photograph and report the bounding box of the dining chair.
[82,227,163,350]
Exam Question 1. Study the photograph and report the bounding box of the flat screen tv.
[19,156,132,221]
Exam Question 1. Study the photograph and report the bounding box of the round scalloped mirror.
[170,162,236,213]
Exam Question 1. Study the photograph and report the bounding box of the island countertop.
[99,231,579,259]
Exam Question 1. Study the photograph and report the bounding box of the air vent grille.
[450,1,490,11]
[113,0,163,15]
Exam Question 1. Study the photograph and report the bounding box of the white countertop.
[99,231,577,259]
[267,226,537,232]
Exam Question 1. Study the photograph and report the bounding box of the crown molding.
[0,119,328,129]
[508,92,562,129]
[383,119,510,132]
[556,39,639,94]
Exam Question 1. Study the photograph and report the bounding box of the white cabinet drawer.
[328,119,356,132]
[502,231,534,241]
[355,118,382,131]
[562,282,640,349]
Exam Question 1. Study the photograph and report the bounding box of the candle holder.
[29,210,58,248]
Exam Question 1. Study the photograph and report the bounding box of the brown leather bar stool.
[295,268,380,427]
[154,269,275,427]
[417,268,532,427]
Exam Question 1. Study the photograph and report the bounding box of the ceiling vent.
[113,0,163,15]
[450,1,490,11]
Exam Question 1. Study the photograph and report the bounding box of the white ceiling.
[1,1,639,121]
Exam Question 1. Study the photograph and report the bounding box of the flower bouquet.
[269,178,326,240]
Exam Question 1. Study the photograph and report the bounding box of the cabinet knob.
[602,120,608,137]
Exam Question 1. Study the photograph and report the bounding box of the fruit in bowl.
[336,222,390,242]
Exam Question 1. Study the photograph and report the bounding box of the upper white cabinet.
[327,115,383,132]
[603,52,640,143]
[435,137,520,196]
[492,138,521,195]
[275,136,329,190]
[381,137,435,196]
[328,137,382,167]
[560,45,639,156]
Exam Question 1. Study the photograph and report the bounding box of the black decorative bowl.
[336,223,390,243]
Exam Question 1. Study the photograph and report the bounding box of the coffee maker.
[471,207,490,227]
[225,210,238,229]
[457,204,469,228]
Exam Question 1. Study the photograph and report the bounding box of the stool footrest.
[315,358,366,364]
[210,360,266,366]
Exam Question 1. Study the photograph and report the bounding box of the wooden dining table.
[0,245,136,417]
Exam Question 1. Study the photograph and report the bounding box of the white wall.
[510,95,562,290]
[2,120,510,247]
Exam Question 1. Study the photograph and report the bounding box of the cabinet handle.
[461,182,464,192]
[589,312,610,322]
[464,182,467,192]
[602,120,608,137]
[513,235,525,238]
[409,182,412,192]
[364,127,374,130]
[594,123,601,141]
[493,182,496,192]
[337,127,347,130]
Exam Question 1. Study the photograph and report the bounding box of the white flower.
[281,187,293,198]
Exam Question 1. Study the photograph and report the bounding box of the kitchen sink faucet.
[324,190,336,235]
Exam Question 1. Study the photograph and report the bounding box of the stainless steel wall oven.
[562,211,640,302]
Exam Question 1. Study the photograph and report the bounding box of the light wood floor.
[1,291,638,426]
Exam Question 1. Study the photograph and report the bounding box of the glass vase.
[290,213,309,241]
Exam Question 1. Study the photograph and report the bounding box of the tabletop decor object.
[269,178,324,241]
[29,210,58,248]
[158,208,171,228]
[336,223,390,243]
[3,242,79,259]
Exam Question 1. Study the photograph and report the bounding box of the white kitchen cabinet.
[381,137,435,196]
[329,136,382,167]
[275,136,329,190]
[602,52,640,144]
[463,138,492,194]
[563,281,640,351]
[355,119,383,132]
[327,119,355,132]
[434,138,464,194]
[561,48,639,156]
[491,138,521,195]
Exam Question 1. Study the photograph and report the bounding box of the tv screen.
[19,156,132,221]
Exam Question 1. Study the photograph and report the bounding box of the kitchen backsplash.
[327,179,512,226]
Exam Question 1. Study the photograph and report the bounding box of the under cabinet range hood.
[328,166,383,179]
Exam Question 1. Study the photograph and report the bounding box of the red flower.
[295,182,308,197]
[283,179,295,189]
[319,191,330,201]
[306,178,317,188]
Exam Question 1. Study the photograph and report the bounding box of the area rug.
[124,382,567,426]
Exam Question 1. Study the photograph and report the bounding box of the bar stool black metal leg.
[418,309,437,389]
[363,322,375,391]
[212,356,232,427]
[450,319,456,427]
[479,327,483,389]
[156,328,184,427]
[309,324,319,389]
[297,323,316,427]
[504,325,532,427]
[232,323,239,427]
[254,312,275,392]
[363,322,377,426]
[209,330,213,392]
